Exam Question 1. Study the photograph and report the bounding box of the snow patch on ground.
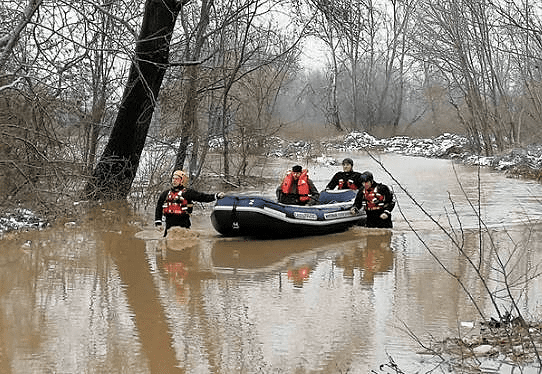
[0,209,48,235]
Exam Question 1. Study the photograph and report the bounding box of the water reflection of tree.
[103,230,184,374]
[0,236,32,374]
[334,231,393,285]
[158,244,267,373]
[1,203,162,374]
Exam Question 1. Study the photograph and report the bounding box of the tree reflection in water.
[103,230,184,374]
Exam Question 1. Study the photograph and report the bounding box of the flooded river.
[2,153,542,373]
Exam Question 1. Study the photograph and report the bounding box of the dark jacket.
[326,170,364,190]
[276,178,320,205]
[155,185,217,232]
[353,181,395,228]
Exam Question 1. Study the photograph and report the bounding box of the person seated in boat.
[155,170,225,236]
[325,158,363,191]
[276,165,320,206]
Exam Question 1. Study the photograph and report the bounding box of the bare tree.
[172,0,213,174]
[410,0,542,154]
[0,0,135,211]
[301,0,344,131]
[207,0,303,179]
[230,47,300,178]
[301,0,414,135]
[376,0,414,133]
[490,0,542,146]
[0,0,43,72]
[84,0,188,200]
[79,0,138,173]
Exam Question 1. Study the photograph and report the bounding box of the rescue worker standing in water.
[276,165,320,205]
[325,158,363,191]
[350,171,395,228]
[155,170,225,236]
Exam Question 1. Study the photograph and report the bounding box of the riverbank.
[2,132,542,235]
[268,132,542,180]
[325,132,542,181]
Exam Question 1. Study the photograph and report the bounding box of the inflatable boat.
[211,189,365,238]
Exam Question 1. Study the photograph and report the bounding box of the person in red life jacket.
[155,170,225,236]
[325,158,364,191]
[276,165,320,205]
[350,171,395,228]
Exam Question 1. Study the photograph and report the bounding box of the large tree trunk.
[84,0,182,200]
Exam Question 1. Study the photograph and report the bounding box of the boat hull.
[211,190,366,238]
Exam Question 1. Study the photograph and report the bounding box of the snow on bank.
[0,209,48,235]
[325,132,542,175]
[2,132,541,235]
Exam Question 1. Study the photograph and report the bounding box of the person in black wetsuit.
[350,171,395,228]
[325,158,364,191]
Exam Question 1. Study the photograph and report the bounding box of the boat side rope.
[231,197,240,230]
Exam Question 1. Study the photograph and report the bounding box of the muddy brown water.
[2,153,542,373]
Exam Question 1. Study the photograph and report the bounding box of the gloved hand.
[350,206,359,215]
[216,192,225,199]
[380,210,390,220]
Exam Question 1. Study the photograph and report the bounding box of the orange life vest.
[162,190,189,215]
[363,185,385,211]
[281,169,311,202]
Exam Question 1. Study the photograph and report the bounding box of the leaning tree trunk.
[84,0,183,200]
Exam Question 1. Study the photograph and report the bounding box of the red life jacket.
[363,185,385,211]
[162,189,189,215]
[281,170,311,202]
[338,179,358,190]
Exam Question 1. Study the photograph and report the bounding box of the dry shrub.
[0,83,82,218]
